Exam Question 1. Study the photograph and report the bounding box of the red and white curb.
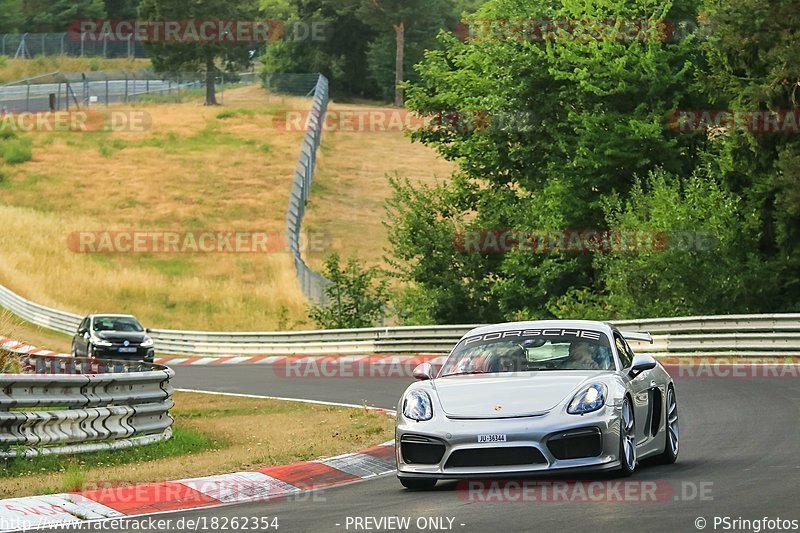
[0,441,397,531]
[1,336,446,366]
[0,337,63,357]
[155,354,447,366]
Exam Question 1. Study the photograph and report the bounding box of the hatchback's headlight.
[141,336,154,348]
[90,336,113,347]
[568,383,607,414]
[402,390,433,421]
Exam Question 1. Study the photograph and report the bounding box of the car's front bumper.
[396,404,622,479]
[92,346,155,363]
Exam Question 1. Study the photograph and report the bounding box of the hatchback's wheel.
[617,396,637,476]
[399,478,437,490]
[656,386,679,464]
[71,343,78,357]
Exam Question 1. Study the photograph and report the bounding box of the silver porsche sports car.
[396,320,679,489]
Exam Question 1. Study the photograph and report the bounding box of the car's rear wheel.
[617,396,637,476]
[655,386,679,464]
[399,478,437,490]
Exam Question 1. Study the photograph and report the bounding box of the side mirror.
[412,363,436,381]
[145,328,151,334]
[629,354,657,376]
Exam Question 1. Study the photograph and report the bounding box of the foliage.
[138,0,257,105]
[308,253,390,329]
[393,0,709,322]
[19,0,105,33]
[0,134,32,165]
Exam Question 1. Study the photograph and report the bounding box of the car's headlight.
[402,390,433,421]
[141,336,154,348]
[89,335,114,346]
[90,336,113,347]
[568,383,607,414]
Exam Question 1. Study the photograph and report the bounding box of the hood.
[94,331,147,343]
[432,371,606,419]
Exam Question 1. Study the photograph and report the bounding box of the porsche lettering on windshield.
[463,329,602,346]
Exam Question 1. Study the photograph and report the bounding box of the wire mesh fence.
[0,70,258,113]
[0,33,148,59]
[286,73,332,305]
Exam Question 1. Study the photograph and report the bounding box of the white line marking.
[175,388,396,414]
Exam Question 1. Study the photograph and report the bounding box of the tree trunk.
[393,21,405,108]
[205,55,218,106]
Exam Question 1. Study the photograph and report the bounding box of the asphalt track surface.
[57,364,800,533]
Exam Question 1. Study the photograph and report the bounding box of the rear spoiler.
[620,331,653,344]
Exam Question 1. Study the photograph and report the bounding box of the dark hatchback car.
[71,314,155,363]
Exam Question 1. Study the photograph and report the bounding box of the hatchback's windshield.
[93,317,144,332]
[441,328,614,376]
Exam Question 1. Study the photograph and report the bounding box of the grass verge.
[0,58,151,83]
[0,391,394,498]
[0,86,453,330]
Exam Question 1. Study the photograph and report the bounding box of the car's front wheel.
[617,396,637,476]
[399,478,437,490]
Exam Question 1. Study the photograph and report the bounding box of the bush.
[585,168,765,318]
[308,253,389,329]
[0,138,32,165]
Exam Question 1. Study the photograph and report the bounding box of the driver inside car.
[562,340,601,370]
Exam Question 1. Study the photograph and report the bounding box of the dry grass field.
[303,103,455,269]
[0,391,393,498]
[0,84,453,339]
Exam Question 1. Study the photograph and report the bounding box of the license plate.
[118,347,137,353]
[477,434,507,443]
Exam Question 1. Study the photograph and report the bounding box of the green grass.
[0,136,32,165]
[134,87,206,104]
[0,427,217,493]
[216,108,256,120]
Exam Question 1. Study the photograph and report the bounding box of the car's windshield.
[93,317,144,333]
[440,328,614,376]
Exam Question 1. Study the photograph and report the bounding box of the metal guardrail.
[0,353,174,458]
[1,282,799,356]
[284,73,331,304]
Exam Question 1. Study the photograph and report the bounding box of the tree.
[0,0,23,34]
[139,0,259,105]
[260,0,381,99]
[393,0,707,322]
[20,0,105,33]
[357,0,452,106]
[551,169,766,319]
[701,0,800,309]
[104,0,141,19]
[308,254,390,329]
